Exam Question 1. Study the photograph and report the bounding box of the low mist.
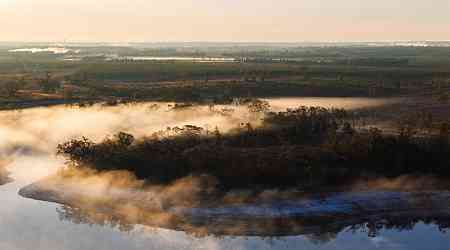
[1,97,416,234]
[0,102,256,181]
[1,97,398,182]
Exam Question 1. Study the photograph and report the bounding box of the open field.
[1,44,449,107]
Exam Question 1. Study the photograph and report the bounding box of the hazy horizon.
[1,0,449,42]
[2,40,450,44]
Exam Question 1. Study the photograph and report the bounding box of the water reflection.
[55,202,450,240]
[2,177,450,250]
[57,205,135,233]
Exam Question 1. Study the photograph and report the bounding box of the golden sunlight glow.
[0,0,449,42]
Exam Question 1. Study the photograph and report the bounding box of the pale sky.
[0,0,449,42]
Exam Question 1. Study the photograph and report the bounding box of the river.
[1,97,448,250]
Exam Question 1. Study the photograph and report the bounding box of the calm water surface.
[2,179,450,250]
[1,97,448,250]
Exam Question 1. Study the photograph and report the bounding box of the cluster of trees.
[0,73,62,98]
[70,62,303,82]
[39,72,61,93]
[1,78,25,97]
[57,105,450,189]
[79,80,383,106]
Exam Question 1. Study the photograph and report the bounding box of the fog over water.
[0,102,249,182]
[1,97,449,250]
[0,97,399,181]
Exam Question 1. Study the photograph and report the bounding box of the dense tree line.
[57,106,450,189]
